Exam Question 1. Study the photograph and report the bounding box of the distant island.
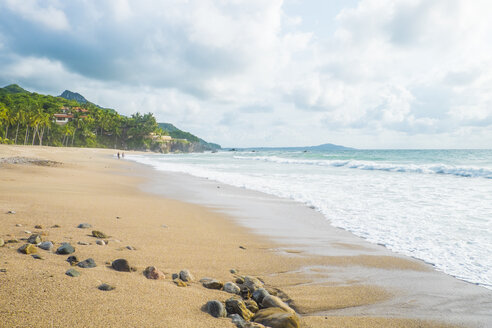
[227,143,354,152]
[0,84,220,152]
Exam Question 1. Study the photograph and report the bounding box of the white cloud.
[0,0,491,148]
[3,0,70,31]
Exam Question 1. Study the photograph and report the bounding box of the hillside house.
[53,107,88,125]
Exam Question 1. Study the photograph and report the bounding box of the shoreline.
[136,162,490,286]
[0,145,490,327]
[127,155,492,325]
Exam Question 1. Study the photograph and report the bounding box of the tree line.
[0,85,169,150]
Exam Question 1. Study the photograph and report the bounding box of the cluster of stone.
[10,224,119,291]
[204,274,300,328]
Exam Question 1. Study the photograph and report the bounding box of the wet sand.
[0,145,490,327]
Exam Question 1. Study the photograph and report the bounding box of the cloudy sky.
[1,0,491,148]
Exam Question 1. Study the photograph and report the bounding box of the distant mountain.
[158,123,221,151]
[59,90,115,112]
[0,84,29,95]
[228,143,354,151]
[59,90,89,104]
[306,143,354,151]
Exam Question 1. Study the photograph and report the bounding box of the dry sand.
[0,145,467,327]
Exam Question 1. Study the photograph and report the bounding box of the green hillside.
[0,84,28,95]
[0,84,218,152]
[158,123,220,151]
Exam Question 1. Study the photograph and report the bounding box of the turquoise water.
[128,149,492,289]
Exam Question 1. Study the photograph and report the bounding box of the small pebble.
[15,224,22,227]
[66,268,80,277]
[34,225,43,229]
[203,279,224,290]
[77,223,92,229]
[112,259,132,272]
[0,269,6,273]
[252,288,270,304]
[224,282,241,294]
[228,313,247,327]
[143,266,165,280]
[18,244,37,254]
[96,240,106,246]
[77,241,90,246]
[67,255,79,265]
[27,234,42,244]
[161,224,168,228]
[92,230,108,238]
[230,269,237,274]
[56,243,75,255]
[38,241,54,251]
[206,300,226,318]
[239,246,246,250]
[98,283,115,291]
[32,254,44,260]
[51,224,61,228]
[7,210,16,214]
[77,258,97,268]
[125,245,136,250]
[179,269,194,282]
[24,230,32,234]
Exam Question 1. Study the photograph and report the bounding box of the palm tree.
[0,104,12,140]
[14,108,27,144]
[37,112,51,146]
[0,103,8,138]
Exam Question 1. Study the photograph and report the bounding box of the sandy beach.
[0,145,490,328]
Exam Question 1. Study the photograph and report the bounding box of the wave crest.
[233,155,492,179]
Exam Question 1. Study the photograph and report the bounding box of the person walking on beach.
[117,152,120,159]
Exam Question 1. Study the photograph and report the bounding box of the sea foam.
[128,150,492,290]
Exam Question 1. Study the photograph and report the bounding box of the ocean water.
[127,149,492,289]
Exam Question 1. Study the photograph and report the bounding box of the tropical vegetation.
[0,84,220,152]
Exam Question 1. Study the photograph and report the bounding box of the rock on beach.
[112,259,132,272]
[98,283,115,291]
[91,230,108,238]
[179,269,194,282]
[27,234,42,244]
[38,241,53,251]
[143,266,165,280]
[253,307,300,328]
[206,300,226,318]
[224,282,241,294]
[18,244,37,254]
[66,268,80,277]
[261,295,294,314]
[225,297,254,321]
[229,314,247,328]
[203,279,223,290]
[252,288,270,304]
[244,276,264,292]
[67,255,79,265]
[78,258,97,268]
[56,243,75,255]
